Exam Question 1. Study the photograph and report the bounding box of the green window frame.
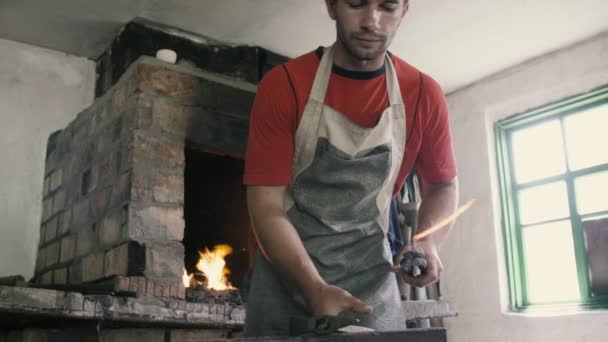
[496,85,608,311]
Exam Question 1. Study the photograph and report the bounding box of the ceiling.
[1,0,607,93]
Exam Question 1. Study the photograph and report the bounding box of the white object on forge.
[155,49,177,64]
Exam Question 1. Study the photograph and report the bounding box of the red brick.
[72,198,91,229]
[39,225,46,246]
[58,208,72,235]
[60,235,75,263]
[135,96,153,129]
[45,216,58,243]
[99,209,123,248]
[81,166,98,195]
[69,155,80,179]
[170,329,231,340]
[152,99,189,137]
[98,151,120,186]
[53,268,68,285]
[67,177,81,204]
[42,198,53,222]
[177,282,185,300]
[69,260,82,284]
[50,168,63,192]
[152,174,184,204]
[169,283,177,298]
[128,206,184,242]
[118,149,130,173]
[154,283,163,297]
[82,140,96,165]
[144,242,184,280]
[135,277,146,296]
[130,168,151,202]
[128,277,138,293]
[45,242,60,267]
[53,189,66,215]
[95,127,113,157]
[40,271,53,285]
[101,329,164,342]
[136,64,204,104]
[43,176,50,197]
[131,133,184,169]
[110,172,131,208]
[81,253,104,282]
[104,244,129,277]
[146,279,155,296]
[111,80,133,110]
[91,188,110,218]
[35,248,47,273]
[75,226,96,257]
[115,276,130,292]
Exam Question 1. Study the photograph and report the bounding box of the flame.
[182,269,193,288]
[183,244,235,290]
[412,199,476,241]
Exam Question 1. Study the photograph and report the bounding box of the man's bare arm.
[247,185,372,315]
[417,176,459,248]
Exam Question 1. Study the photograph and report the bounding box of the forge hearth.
[183,147,255,290]
[34,56,256,302]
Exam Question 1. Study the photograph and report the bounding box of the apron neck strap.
[309,44,404,106]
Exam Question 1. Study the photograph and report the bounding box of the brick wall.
[34,56,256,296]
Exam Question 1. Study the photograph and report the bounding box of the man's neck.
[331,41,386,72]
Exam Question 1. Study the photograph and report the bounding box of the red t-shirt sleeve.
[415,74,458,184]
[243,66,297,185]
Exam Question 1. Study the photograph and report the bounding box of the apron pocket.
[292,137,391,228]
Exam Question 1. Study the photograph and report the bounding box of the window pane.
[518,181,570,225]
[575,171,608,215]
[511,120,566,184]
[583,216,608,297]
[564,104,608,171]
[523,220,580,303]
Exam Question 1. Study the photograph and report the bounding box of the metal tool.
[399,203,428,278]
[289,314,360,336]
[289,303,386,336]
[400,199,476,277]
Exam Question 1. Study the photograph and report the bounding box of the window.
[496,86,608,311]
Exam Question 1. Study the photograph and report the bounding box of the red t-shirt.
[244,47,457,195]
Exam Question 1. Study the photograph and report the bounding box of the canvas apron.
[245,45,406,336]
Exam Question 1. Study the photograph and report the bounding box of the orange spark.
[412,199,476,241]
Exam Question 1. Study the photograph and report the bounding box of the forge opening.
[183,145,255,289]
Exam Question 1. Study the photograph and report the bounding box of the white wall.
[0,38,95,279]
[442,31,608,341]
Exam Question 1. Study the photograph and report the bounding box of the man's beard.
[338,27,389,61]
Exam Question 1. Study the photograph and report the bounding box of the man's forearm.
[416,177,459,247]
[246,186,325,305]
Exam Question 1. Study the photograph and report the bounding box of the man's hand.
[392,178,457,287]
[309,283,373,316]
[392,239,443,288]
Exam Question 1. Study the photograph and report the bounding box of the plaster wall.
[0,38,95,279]
[443,31,608,341]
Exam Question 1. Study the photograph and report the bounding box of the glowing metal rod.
[412,199,476,241]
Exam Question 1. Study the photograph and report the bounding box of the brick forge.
[34,56,256,302]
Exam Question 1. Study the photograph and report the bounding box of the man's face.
[327,0,408,61]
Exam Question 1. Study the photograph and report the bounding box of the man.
[243,0,458,336]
